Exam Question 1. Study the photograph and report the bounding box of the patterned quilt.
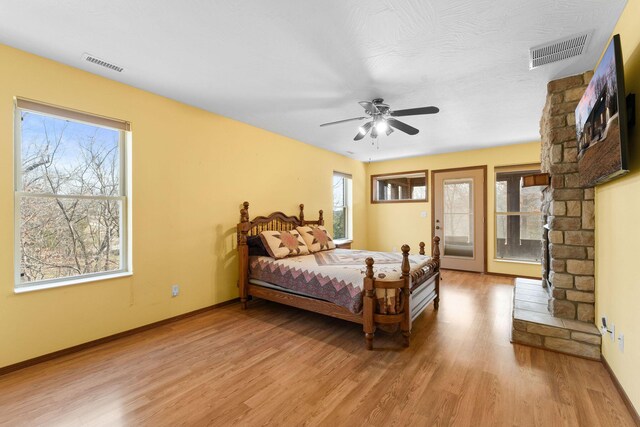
[249,249,434,314]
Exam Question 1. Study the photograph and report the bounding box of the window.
[333,172,352,240]
[14,98,131,290]
[443,178,474,258]
[495,166,542,263]
[371,170,427,203]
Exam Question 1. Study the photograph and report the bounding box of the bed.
[237,202,440,349]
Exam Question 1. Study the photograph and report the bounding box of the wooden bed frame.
[237,202,440,349]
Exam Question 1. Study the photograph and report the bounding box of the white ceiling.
[0,0,627,161]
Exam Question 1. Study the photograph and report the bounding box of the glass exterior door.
[433,168,485,272]
[443,179,474,258]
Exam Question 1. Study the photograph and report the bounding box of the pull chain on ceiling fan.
[320,98,439,141]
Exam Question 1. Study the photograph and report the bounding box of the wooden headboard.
[236,201,324,308]
[237,201,324,238]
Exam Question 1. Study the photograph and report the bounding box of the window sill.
[333,239,353,245]
[370,199,428,204]
[14,271,133,294]
[493,259,541,266]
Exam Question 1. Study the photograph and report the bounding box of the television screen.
[575,34,629,187]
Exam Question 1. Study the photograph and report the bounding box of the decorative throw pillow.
[247,235,270,257]
[296,225,336,252]
[259,230,310,259]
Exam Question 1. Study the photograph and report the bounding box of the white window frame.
[13,99,133,292]
[333,172,352,241]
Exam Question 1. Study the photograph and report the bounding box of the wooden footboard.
[362,237,440,350]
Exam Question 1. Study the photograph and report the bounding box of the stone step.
[511,278,601,360]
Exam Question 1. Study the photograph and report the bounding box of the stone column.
[540,71,596,322]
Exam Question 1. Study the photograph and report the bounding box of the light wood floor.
[0,271,636,426]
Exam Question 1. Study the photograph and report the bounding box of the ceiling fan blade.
[353,121,373,141]
[320,116,367,127]
[391,106,439,117]
[387,118,419,135]
[358,101,379,115]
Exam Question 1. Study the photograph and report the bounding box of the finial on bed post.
[299,203,305,224]
[365,257,374,279]
[239,203,250,244]
[401,245,411,276]
[318,209,324,226]
[432,236,440,265]
[400,245,411,347]
[419,241,425,256]
[363,257,375,350]
[240,202,250,223]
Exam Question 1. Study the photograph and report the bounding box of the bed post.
[433,236,441,310]
[400,245,412,347]
[419,241,425,255]
[299,203,305,225]
[363,257,376,350]
[318,209,324,226]
[238,202,250,310]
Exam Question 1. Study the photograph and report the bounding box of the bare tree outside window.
[16,109,128,287]
[443,179,473,257]
[333,173,351,240]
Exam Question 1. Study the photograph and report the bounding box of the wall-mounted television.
[575,34,629,187]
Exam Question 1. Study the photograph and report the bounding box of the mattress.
[249,249,433,314]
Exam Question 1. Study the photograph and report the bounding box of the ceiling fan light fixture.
[320,98,438,141]
[375,119,388,133]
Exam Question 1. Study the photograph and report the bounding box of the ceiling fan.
[320,98,439,141]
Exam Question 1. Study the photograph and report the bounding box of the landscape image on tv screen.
[575,35,628,187]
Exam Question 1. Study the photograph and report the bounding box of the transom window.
[495,165,542,263]
[371,170,427,203]
[14,98,131,291]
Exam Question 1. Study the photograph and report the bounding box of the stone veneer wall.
[540,71,596,322]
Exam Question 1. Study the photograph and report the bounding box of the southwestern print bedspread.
[249,249,434,313]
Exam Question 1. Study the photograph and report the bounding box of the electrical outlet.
[171,284,180,297]
[610,323,616,342]
[420,211,428,218]
[600,315,608,335]
[618,333,624,352]
[600,315,613,338]
[392,246,398,252]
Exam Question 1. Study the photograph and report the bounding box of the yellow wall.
[595,0,640,413]
[0,42,543,369]
[0,44,367,368]
[366,142,542,277]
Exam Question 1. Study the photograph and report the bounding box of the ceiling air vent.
[529,32,591,69]
[82,53,124,73]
